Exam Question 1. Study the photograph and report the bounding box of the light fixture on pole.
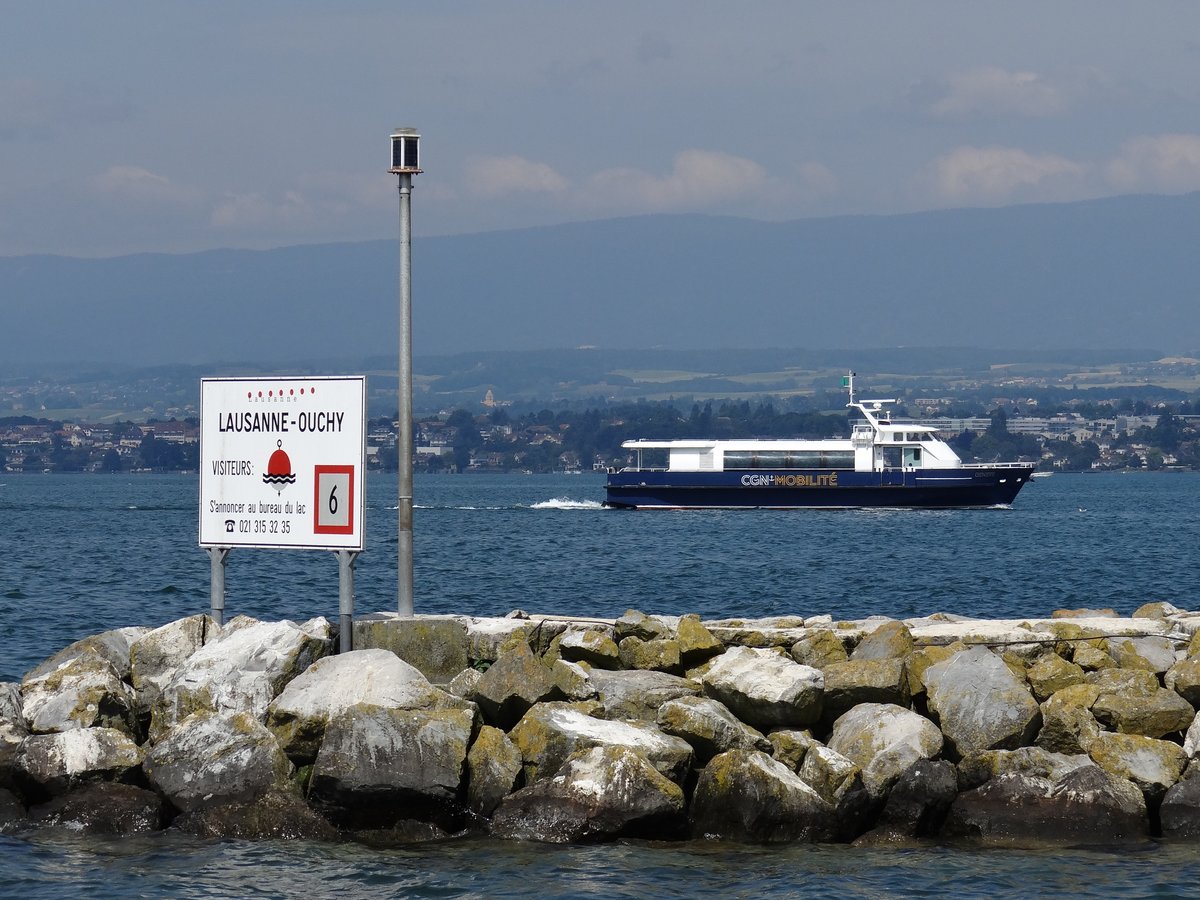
[390,127,421,617]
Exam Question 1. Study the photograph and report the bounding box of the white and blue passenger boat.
[604,373,1036,509]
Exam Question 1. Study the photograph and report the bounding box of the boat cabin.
[619,395,965,475]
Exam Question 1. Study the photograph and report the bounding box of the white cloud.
[89,166,200,206]
[584,149,769,210]
[930,145,1085,204]
[928,67,1067,119]
[1105,134,1200,193]
[210,190,316,230]
[294,171,395,213]
[462,155,568,197]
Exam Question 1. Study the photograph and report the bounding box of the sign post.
[207,546,230,626]
[199,376,366,646]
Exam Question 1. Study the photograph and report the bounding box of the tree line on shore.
[4,389,1200,474]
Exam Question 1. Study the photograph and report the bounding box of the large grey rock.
[20,655,138,737]
[798,744,860,806]
[27,782,166,834]
[797,744,876,841]
[467,641,571,730]
[143,710,296,813]
[656,695,771,763]
[851,621,913,660]
[1166,656,1200,707]
[827,703,943,799]
[1025,654,1086,703]
[943,765,1148,846]
[1088,732,1187,804]
[266,649,470,764]
[614,610,671,643]
[508,703,693,785]
[445,667,483,699]
[490,745,686,843]
[855,759,958,844]
[0,683,27,788]
[1185,711,1200,760]
[23,626,147,683]
[467,725,523,817]
[461,617,552,663]
[150,617,331,740]
[557,628,621,669]
[790,629,849,669]
[924,646,1040,758]
[957,746,1093,791]
[309,702,475,830]
[0,787,25,834]
[1105,636,1177,675]
[767,728,818,772]
[690,749,835,843]
[700,647,823,729]
[352,615,470,685]
[15,727,143,799]
[820,659,910,723]
[587,669,701,722]
[172,788,337,841]
[676,614,724,666]
[617,636,682,673]
[129,614,217,709]
[1089,669,1194,739]
[1036,684,1102,755]
[1160,776,1200,839]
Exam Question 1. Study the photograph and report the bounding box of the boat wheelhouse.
[604,372,1035,509]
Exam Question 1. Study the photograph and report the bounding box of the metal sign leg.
[207,546,231,627]
[336,549,360,653]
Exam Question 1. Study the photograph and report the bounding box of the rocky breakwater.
[8,603,1200,846]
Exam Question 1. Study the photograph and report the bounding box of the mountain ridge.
[4,192,1199,367]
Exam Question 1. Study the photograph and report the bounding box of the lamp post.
[390,127,421,617]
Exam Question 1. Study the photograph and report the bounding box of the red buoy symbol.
[262,440,295,494]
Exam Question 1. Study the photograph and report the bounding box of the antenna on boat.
[842,371,856,407]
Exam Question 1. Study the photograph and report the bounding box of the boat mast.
[843,371,856,407]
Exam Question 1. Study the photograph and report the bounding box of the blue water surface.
[3,471,1200,896]
[1,471,1197,680]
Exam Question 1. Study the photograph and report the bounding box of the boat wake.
[530,497,605,511]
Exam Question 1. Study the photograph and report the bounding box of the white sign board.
[199,376,366,550]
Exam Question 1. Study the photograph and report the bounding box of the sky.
[4,1,1200,258]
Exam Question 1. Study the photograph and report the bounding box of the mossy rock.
[851,621,913,661]
[676,615,724,665]
[1026,653,1086,703]
[791,630,849,669]
[352,617,469,685]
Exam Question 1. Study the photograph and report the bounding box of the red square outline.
[313,464,355,535]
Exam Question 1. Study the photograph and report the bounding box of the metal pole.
[336,549,359,653]
[397,172,414,617]
[207,546,230,627]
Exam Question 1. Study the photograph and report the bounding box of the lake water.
[3,471,1200,895]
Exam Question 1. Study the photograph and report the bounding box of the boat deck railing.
[961,462,1036,470]
[613,462,1035,475]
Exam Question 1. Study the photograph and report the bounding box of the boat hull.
[604,466,1036,509]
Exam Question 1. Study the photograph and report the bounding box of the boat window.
[629,448,667,470]
[723,450,855,469]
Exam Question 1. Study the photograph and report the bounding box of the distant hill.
[3,192,1200,367]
